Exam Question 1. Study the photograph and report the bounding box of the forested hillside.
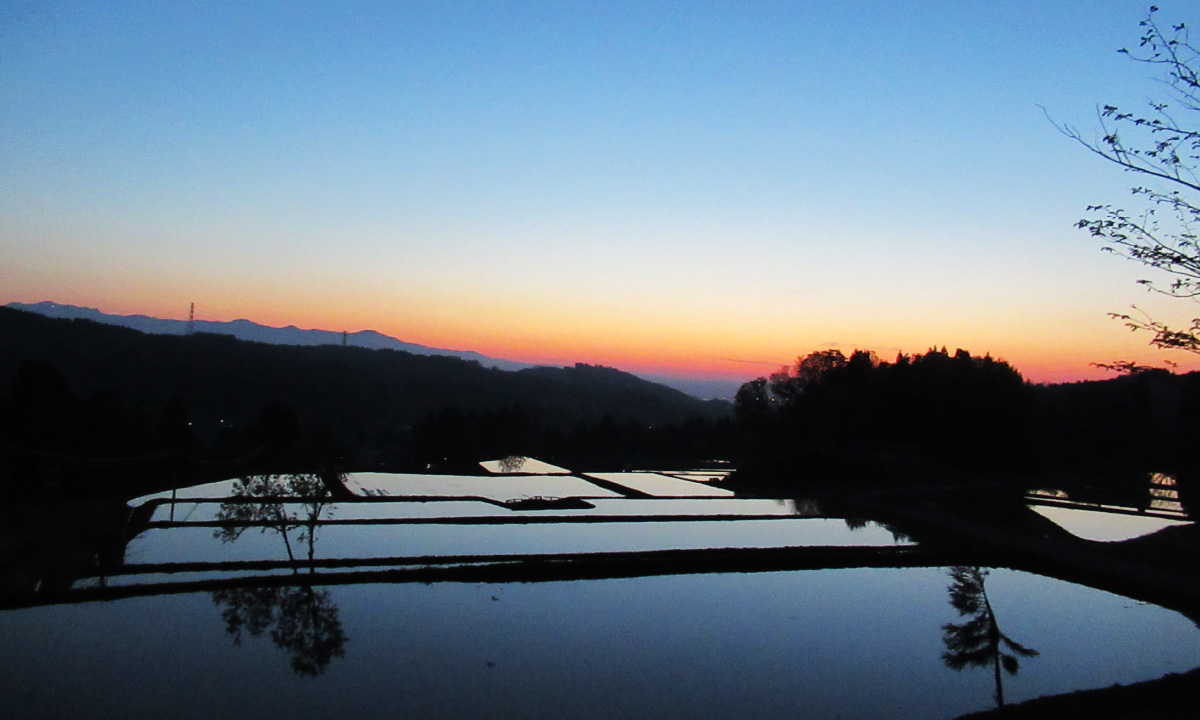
[0,307,732,495]
[733,347,1200,489]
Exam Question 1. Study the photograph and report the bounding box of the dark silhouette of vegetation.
[734,347,1032,484]
[1030,367,1200,475]
[1058,7,1200,355]
[942,566,1039,709]
[732,346,1200,491]
[0,307,732,498]
[6,305,1200,503]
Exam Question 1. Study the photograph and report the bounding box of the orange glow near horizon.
[12,0,1200,398]
[8,284,1200,388]
[11,206,1200,389]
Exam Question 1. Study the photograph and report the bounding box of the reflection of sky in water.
[478,457,571,474]
[81,473,1200,718]
[147,498,797,523]
[1030,506,1191,542]
[147,499,506,523]
[549,498,789,516]
[345,473,622,499]
[662,471,731,483]
[129,478,243,506]
[584,472,735,497]
[123,518,909,567]
[132,472,736,508]
[3,568,1199,719]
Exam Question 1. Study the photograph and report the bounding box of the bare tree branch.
[1064,7,1200,355]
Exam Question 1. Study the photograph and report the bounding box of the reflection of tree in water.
[941,566,1038,709]
[211,474,346,675]
[787,499,821,517]
[212,585,346,676]
[842,516,912,543]
[499,455,527,473]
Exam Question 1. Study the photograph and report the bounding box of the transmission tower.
[188,303,195,335]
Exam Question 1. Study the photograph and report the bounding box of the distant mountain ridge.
[6,301,745,399]
[8,301,533,371]
[0,305,735,481]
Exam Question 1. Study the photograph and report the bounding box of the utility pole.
[188,303,195,335]
[342,330,348,347]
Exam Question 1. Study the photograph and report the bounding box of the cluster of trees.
[734,348,1031,483]
[734,346,1200,488]
[1032,366,1200,472]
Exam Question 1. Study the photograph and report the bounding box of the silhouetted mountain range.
[5,302,744,399]
[7,301,532,371]
[0,306,733,484]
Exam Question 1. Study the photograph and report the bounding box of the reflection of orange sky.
[8,277,1200,387]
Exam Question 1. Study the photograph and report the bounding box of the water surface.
[1,567,1196,720]
[4,472,1198,719]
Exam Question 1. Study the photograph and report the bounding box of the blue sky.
[3,1,1198,382]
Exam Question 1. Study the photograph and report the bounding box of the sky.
[4,0,1200,385]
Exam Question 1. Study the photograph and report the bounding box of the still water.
[2,568,1196,719]
[1,471,1197,719]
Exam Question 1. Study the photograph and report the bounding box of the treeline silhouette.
[0,307,731,498]
[734,347,1200,490]
[7,304,1198,501]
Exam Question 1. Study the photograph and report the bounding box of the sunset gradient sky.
[5,1,1200,385]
